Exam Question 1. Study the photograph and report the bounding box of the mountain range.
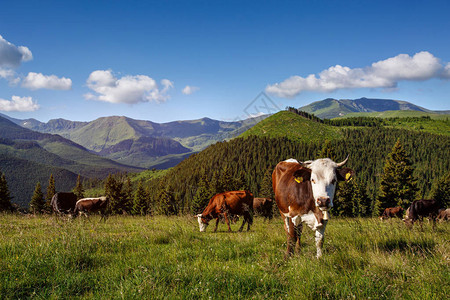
[299,97,450,119]
[1,114,267,169]
[1,97,448,207]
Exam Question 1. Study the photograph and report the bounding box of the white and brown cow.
[74,196,109,220]
[273,157,354,258]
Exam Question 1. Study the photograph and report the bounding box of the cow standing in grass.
[74,197,109,221]
[380,207,404,220]
[403,199,441,226]
[51,192,77,215]
[196,190,254,232]
[273,157,354,258]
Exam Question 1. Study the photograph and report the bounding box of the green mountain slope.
[8,114,267,168]
[299,97,448,119]
[239,111,342,142]
[0,116,143,207]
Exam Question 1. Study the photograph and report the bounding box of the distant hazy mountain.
[0,115,143,207]
[5,114,267,169]
[299,97,448,119]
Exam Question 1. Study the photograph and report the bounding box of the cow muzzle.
[316,197,331,208]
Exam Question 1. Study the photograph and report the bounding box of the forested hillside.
[145,123,448,215]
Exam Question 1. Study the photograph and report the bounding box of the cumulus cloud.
[0,95,39,112]
[0,35,32,68]
[85,70,174,104]
[182,85,199,95]
[266,51,450,98]
[21,72,72,90]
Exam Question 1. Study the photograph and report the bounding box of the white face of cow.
[303,158,341,211]
[197,214,208,232]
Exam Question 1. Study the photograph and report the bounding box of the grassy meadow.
[0,214,449,299]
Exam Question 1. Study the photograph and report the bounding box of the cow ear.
[337,167,355,181]
[293,168,311,183]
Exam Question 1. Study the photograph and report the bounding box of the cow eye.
[331,179,336,184]
[311,179,316,184]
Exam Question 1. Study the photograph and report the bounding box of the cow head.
[298,156,354,211]
[196,214,209,232]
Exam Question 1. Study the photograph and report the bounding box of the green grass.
[340,110,449,120]
[1,214,448,299]
[240,111,342,142]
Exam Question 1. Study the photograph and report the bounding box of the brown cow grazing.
[380,207,404,220]
[74,197,109,220]
[273,157,354,258]
[403,199,441,225]
[253,198,273,220]
[51,192,77,215]
[196,190,254,232]
[437,208,450,222]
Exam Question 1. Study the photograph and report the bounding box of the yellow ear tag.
[345,173,351,180]
[295,177,303,183]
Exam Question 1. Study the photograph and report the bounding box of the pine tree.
[104,174,124,214]
[431,172,450,208]
[45,174,56,213]
[132,180,148,215]
[333,180,355,217]
[0,173,13,212]
[259,168,274,199]
[156,182,176,215]
[73,175,85,200]
[29,182,45,214]
[123,176,133,214]
[378,139,418,209]
[192,175,211,214]
[318,140,337,160]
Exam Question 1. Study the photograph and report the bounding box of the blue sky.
[0,0,449,123]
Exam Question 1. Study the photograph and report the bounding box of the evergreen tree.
[156,182,176,215]
[104,174,124,214]
[29,182,45,214]
[132,180,148,215]
[123,176,133,214]
[259,168,274,199]
[431,172,450,208]
[378,139,418,210]
[333,180,355,217]
[45,174,56,213]
[0,173,13,212]
[73,175,85,200]
[352,181,371,217]
[318,140,337,160]
[192,175,211,214]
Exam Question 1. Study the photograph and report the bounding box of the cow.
[380,207,404,220]
[253,197,273,220]
[196,190,254,232]
[273,156,354,258]
[74,197,109,220]
[50,192,77,215]
[437,208,450,222]
[403,199,441,225]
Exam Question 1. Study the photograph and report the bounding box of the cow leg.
[314,220,328,258]
[284,216,297,258]
[294,223,303,254]
[223,212,233,232]
[214,218,220,232]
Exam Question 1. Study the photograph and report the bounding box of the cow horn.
[336,155,349,167]
[194,214,202,218]
[301,160,313,167]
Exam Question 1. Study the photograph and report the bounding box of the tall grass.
[0,214,448,299]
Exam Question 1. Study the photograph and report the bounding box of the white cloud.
[266,51,450,98]
[182,85,199,95]
[85,70,174,104]
[0,95,39,112]
[0,35,33,68]
[21,72,72,90]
